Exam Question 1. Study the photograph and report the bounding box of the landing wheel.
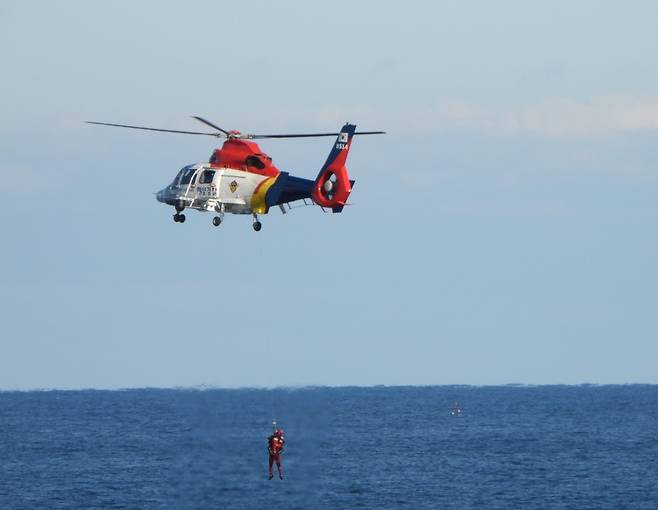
[173,213,180,223]
[253,221,262,232]
[212,216,222,227]
[173,213,186,223]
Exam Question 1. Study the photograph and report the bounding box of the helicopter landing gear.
[173,200,186,223]
[213,203,225,227]
[252,213,262,232]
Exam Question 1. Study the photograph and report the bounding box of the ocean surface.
[1,385,657,509]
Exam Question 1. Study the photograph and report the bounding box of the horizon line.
[1,382,657,393]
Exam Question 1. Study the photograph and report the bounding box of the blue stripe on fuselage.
[275,175,314,204]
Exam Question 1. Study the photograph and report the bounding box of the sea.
[1,385,656,509]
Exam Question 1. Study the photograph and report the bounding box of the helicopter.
[86,116,385,231]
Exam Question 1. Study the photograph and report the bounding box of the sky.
[1,1,658,389]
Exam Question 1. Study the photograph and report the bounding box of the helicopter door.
[218,171,246,200]
[197,168,218,199]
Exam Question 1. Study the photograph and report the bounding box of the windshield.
[180,167,197,185]
[172,166,196,185]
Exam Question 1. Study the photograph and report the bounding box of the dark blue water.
[1,386,657,509]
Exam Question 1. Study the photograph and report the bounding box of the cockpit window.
[180,167,197,185]
[173,166,195,185]
[200,169,215,184]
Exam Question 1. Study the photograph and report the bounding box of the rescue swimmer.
[267,421,285,480]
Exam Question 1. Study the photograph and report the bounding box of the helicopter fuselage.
[157,137,290,217]
[156,162,281,215]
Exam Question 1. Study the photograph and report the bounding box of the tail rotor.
[321,172,338,200]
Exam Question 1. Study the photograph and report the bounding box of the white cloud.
[303,96,658,138]
[424,96,658,137]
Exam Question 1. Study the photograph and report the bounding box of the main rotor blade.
[191,116,231,136]
[87,118,386,141]
[85,121,222,137]
[249,131,386,139]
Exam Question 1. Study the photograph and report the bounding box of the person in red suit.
[267,422,285,480]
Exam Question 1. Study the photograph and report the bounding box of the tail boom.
[311,123,356,211]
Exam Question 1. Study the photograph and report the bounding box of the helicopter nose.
[155,190,165,203]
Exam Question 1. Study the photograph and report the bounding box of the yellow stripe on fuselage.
[250,176,277,214]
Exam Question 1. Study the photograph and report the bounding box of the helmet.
[275,428,284,437]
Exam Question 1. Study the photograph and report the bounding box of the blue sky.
[2,1,658,389]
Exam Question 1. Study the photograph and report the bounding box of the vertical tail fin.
[312,123,356,212]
